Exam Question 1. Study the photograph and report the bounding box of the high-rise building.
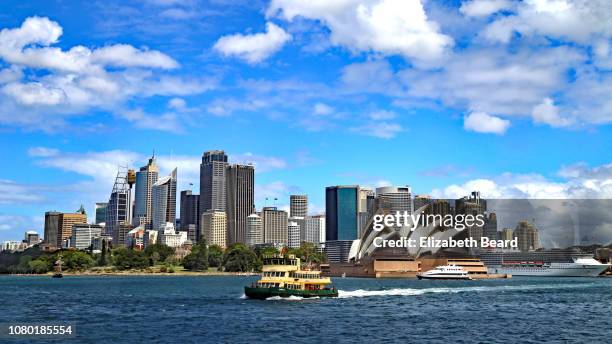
[133,155,159,228]
[114,222,134,248]
[180,190,199,233]
[106,167,134,239]
[95,203,108,224]
[201,211,227,248]
[71,224,103,250]
[24,231,40,246]
[199,150,228,222]
[325,185,359,241]
[514,221,540,252]
[290,195,308,218]
[262,207,288,245]
[226,164,255,245]
[455,191,487,215]
[158,222,188,248]
[288,221,301,248]
[151,168,177,231]
[57,207,87,248]
[305,215,326,244]
[376,186,413,214]
[500,228,514,241]
[245,213,263,246]
[484,213,499,240]
[44,211,61,247]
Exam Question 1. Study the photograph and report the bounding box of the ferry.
[489,257,610,277]
[417,265,472,280]
[244,254,338,299]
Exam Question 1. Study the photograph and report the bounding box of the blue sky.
[1,0,612,242]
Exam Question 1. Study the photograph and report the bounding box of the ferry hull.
[244,286,338,299]
[417,275,472,280]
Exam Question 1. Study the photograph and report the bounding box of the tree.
[99,239,109,266]
[289,242,327,266]
[254,246,278,259]
[28,259,51,274]
[223,244,261,272]
[112,248,149,270]
[63,251,94,270]
[182,241,208,271]
[144,244,175,264]
[208,245,223,267]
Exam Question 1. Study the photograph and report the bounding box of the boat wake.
[338,283,595,298]
[264,295,320,301]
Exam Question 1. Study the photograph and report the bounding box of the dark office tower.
[44,211,61,247]
[290,195,308,218]
[199,150,228,224]
[226,164,255,244]
[95,203,108,224]
[325,185,359,241]
[180,190,200,231]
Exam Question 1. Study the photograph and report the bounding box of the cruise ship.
[417,265,472,280]
[480,249,611,277]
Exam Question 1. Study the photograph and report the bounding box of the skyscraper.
[133,155,159,228]
[305,215,326,244]
[325,185,359,241]
[44,211,61,247]
[180,190,199,228]
[262,207,288,245]
[106,167,133,241]
[484,213,499,240]
[152,168,177,231]
[201,211,227,248]
[180,190,199,241]
[58,207,87,248]
[245,213,263,246]
[290,195,308,218]
[199,150,228,218]
[288,221,300,248]
[95,202,108,224]
[375,186,413,214]
[226,164,254,245]
[514,220,540,252]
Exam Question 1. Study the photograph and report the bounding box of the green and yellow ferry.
[244,254,338,299]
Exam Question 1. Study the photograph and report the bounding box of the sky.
[1,0,612,242]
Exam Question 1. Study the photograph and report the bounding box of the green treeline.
[0,241,326,274]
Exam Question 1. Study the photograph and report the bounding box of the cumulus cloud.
[213,22,291,64]
[267,0,453,65]
[459,0,514,18]
[531,97,573,127]
[463,111,510,134]
[482,0,612,44]
[313,102,334,116]
[0,16,213,131]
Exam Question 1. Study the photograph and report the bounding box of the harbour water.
[1,276,610,343]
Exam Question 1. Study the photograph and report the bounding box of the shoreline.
[1,271,259,277]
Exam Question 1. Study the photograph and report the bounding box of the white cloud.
[531,97,573,127]
[369,110,396,120]
[213,22,292,64]
[350,121,403,139]
[341,59,403,95]
[168,97,187,111]
[460,0,514,18]
[267,0,454,64]
[482,0,612,44]
[313,102,334,115]
[464,111,510,134]
[0,16,212,131]
[432,162,612,199]
[27,147,59,157]
[231,153,288,172]
[0,180,46,204]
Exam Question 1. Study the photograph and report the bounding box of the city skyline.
[2,1,612,242]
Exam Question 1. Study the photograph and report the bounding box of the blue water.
[1,276,611,343]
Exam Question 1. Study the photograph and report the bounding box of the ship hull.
[488,263,609,277]
[244,286,338,299]
[417,275,471,280]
